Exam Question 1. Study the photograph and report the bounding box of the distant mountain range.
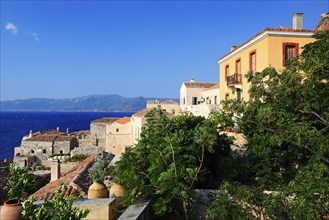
[0,95,179,112]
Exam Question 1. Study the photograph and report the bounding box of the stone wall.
[20,141,53,160]
[53,140,76,155]
[90,123,107,148]
[70,146,104,156]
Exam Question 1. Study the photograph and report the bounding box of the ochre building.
[218,13,315,103]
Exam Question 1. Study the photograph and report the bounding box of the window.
[116,128,119,132]
[236,59,241,74]
[192,97,198,105]
[249,50,256,72]
[171,109,175,114]
[43,149,46,154]
[214,96,218,104]
[182,98,185,105]
[283,43,299,66]
[60,150,63,154]
[225,93,229,101]
[31,149,35,154]
[225,65,229,81]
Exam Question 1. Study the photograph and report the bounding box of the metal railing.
[227,74,242,86]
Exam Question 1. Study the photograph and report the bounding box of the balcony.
[227,74,242,87]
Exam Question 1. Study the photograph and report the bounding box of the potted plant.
[22,184,90,220]
[31,162,37,172]
[87,153,113,199]
[1,164,38,220]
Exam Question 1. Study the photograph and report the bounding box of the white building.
[180,79,220,118]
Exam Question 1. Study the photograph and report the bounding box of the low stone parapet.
[117,200,151,220]
[73,198,116,220]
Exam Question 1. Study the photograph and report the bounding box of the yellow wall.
[219,33,315,103]
[219,37,269,102]
[267,36,315,72]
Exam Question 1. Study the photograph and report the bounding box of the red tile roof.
[218,27,315,62]
[161,100,179,105]
[204,83,220,91]
[183,82,217,88]
[132,108,153,117]
[115,117,131,124]
[25,134,74,142]
[31,155,96,200]
[91,117,118,124]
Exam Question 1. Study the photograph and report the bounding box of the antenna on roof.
[190,77,195,82]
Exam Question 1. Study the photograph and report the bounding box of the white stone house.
[180,79,220,118]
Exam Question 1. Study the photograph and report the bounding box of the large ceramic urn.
[109,183,127,198]
[87,181,109,199]
[0,199,23,220]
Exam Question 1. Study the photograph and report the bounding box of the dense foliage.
[6,164,39,202]
[114,110,232,218]
[208,31,329,219]
[22,184,90,220]
[88,153,113,182]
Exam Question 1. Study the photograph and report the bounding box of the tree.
[114,109,232,219]
[6,164,39,202]
[209,30,329,219]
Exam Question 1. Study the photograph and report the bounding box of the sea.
[0,111,134,162]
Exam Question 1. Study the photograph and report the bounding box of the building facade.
[218,13,315,103]
[106,117,134,155]
[180,79,219,117]
[90,118,118,148]
[146,100,180,115]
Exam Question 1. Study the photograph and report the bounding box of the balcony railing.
[227,74,242,86]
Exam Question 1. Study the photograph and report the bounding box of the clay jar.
[0,199,23,220]
[87,181,109,199]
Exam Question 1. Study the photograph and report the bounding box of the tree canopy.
[114,110,232,219]
[209,30,329,219]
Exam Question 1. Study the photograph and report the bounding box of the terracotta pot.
[88,181,109,199]
[0,199,23,220]
[109,183,127,198]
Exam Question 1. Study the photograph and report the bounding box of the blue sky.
[1,0,327,101]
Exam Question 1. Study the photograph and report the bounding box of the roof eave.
[218,30,315,64]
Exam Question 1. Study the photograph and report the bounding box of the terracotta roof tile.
[25,135,58,142]
[132,108,153,117]
[183,82,217,88]
[25,134,74,142]
[31,155,97,200]
[54,136,75,142]
[218,27,315,62]
[91,117,118,124]
[161,100,179,105]
[204,83,220,91]
[115,117,131,124]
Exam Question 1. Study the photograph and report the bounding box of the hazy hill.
[0,95,179,112]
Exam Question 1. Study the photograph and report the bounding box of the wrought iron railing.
[227,74,242,86]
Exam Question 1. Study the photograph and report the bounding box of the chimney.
[190,77,195,82]
[56,127,60,132]
[51,159,61,182]
[66,128,69,134]
[29,130,33,138]
[293,13,304,30]
[231,46,237,51]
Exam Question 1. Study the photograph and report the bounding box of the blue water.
[0,111,134,162]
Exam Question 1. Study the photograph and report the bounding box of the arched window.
[31,149,35,154]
